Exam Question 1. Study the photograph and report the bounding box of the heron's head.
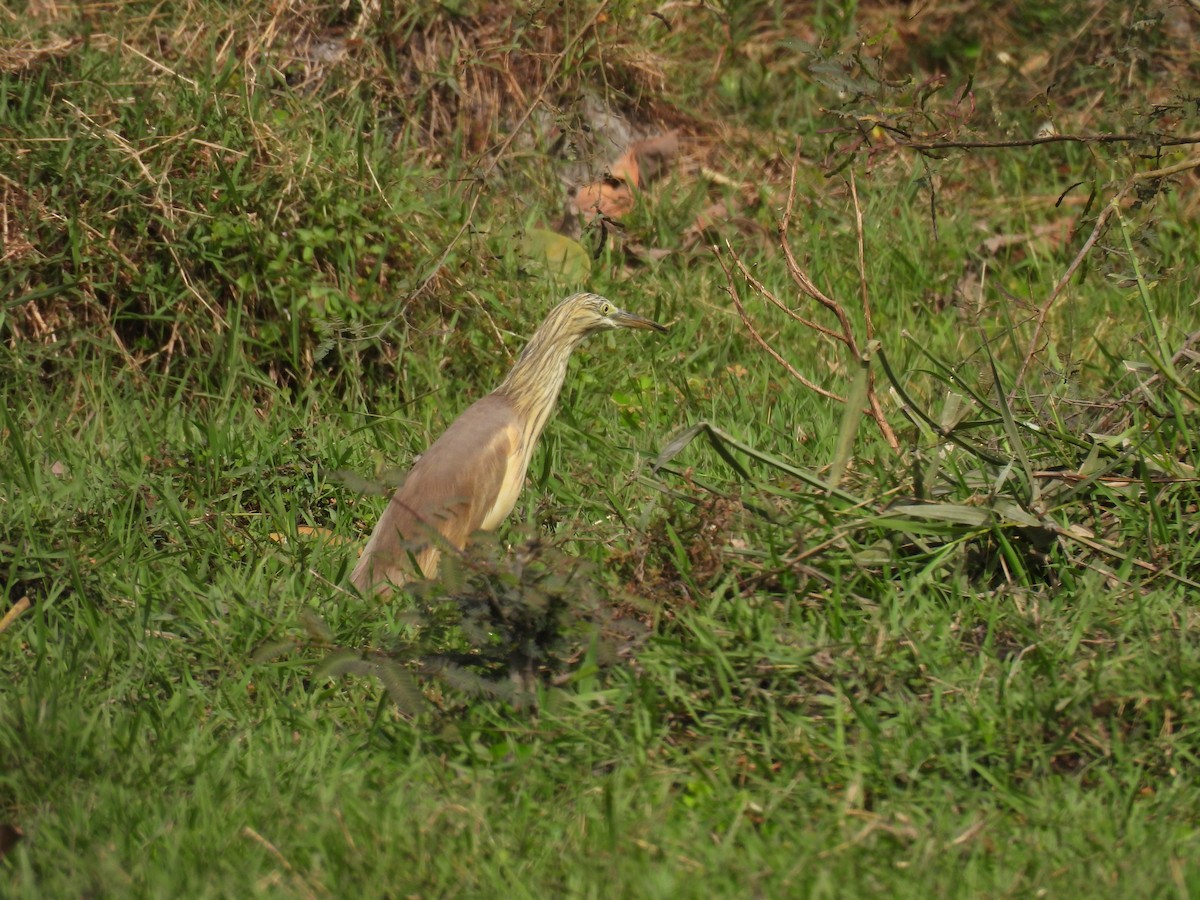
[500,291,668,408]
[555,292,669,340]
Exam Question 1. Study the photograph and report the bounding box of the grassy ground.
[4,1,1200,895]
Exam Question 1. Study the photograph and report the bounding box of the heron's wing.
[350,394,521,593]
[407,394,524,547]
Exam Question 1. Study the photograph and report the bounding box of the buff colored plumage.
[351,292,667,595]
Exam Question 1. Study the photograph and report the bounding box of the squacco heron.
[351,292,667,594]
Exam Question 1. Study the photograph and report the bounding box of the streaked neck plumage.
[495,302,596,450]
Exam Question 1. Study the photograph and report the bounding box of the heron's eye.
[600,302,613,316]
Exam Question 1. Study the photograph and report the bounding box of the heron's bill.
[613,309,669,333]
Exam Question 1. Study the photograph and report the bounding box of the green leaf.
[883,503,991,527]
[520,228,591,284]
[654,421,863,504]
[829,355,868,490]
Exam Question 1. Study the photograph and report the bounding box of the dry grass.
[3,0,1198,367]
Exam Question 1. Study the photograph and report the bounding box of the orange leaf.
[609,149,640,188]
[574,180,635,221]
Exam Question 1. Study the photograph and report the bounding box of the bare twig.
[720,150,899,450]
[728,252,845,344]
[888,132,1200,152]
[778,151,897,448]
[1011,197,1117,393]
[848,171,898,450]
[779,161,857,347]
[715,244,845,403]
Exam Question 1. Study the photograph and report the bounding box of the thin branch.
[714,244,845,403]
[848,171,899,451]
[779,154,859,352]
[1128,154,1200,181]
[730,253,845,344]
[721,149,900,450]
[1011,197,1117,392]
[848,171,872,343]
[889,132,1200,151]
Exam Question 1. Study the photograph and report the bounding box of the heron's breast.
[479,435,538,531]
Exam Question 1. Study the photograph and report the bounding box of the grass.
[4,0,1200,895]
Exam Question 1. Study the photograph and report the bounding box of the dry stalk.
[890,132,1200,151]
[846,169,896,450]
[720,152,899,451]
[715,245,844,403]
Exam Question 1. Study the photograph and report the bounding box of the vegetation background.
[3,0,1200,894]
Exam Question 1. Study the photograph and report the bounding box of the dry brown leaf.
[609,149,640,187]
[572,132,678,223]
[574,179,635,221]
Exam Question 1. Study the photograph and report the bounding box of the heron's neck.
[495,323,585,446]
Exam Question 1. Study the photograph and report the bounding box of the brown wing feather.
[350,394,520,594]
